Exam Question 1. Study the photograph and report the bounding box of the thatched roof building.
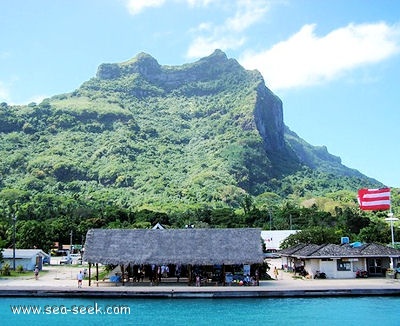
[83,228,263,266]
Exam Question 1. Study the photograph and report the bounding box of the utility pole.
[12,212,17,271]
[268,209,272,230]
[70,230,73,253]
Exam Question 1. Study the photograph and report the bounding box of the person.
[273,266,279,279]
[150,264,156,285]
[175,264,181,282]
[77,270,84,288]
[157,265,162,284]
[165,265,169,278]
[255,268,259,286]
[34,265,39,280]
[138,265,144,282]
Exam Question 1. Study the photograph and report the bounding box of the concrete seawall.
[2,261,400,298]
[1,278,400,298]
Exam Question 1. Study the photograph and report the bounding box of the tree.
[48,217,75,246]
[337,207,370,235]
[210,208,241,228]
[358,220,391,244]
[280,226,344,249]
[240,195,253,215]
[15,220,53,252]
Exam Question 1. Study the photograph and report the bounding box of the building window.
[337,259,351,271]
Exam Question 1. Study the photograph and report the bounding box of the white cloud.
[124,0,268,58]
[125,0,166,15]
[0,51,11,60]
[187,35,245,58]
[125,0,214,15]
[240,22,400,90]
[186,0,269,58]
[226,0,269,32]
[186,0,214,6]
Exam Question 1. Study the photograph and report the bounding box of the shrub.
[1,263,11,276]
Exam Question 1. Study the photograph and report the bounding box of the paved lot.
[1,258,400,297]
[0,257,86,288]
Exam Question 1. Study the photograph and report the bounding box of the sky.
[1,0,399,188]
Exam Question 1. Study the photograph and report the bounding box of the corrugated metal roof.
[2,249,49,259]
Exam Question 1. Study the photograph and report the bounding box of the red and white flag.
[358,188,391,211]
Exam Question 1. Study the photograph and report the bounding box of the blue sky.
[1,0,399,188]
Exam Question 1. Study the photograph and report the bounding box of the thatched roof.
[83,228,264,266]
[280,243,400,259]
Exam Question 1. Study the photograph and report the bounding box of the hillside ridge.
[0,50,382,211]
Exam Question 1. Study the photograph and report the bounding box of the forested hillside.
[0,50,396,251]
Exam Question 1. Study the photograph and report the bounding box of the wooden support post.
[188,264,191,286]
[222,264,226,286]
[121,264,125,286]
[88,263,91,286]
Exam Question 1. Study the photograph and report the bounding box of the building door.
[367,258,382,276]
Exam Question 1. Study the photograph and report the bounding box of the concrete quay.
[1,263,400,298]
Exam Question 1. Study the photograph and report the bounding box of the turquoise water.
[1,296,399,325]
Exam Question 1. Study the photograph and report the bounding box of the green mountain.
[0,50,381,212]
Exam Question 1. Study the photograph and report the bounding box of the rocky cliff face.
[83,49,376,186]
[95,49,286,153]
[254,83,285,152]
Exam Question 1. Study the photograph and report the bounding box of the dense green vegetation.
[0,50,398,252]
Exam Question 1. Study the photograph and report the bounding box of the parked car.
[52,249,69,256]
[70,253,82,264]
[42,256,51,265]
[60,256,72,264]
[263,252,281,259]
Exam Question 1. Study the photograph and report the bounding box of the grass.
[0,270,48,278]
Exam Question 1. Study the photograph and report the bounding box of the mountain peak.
[95,50,241,82]
[203,49,228,61]
[96,52,161,80]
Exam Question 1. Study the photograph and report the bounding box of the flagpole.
[386,210,398,247]
[388,212,395,246]
[385,208,397,269]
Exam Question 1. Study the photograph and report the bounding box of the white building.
[280,243,400,279]
[1,249,50,271]
[261,230,299,250]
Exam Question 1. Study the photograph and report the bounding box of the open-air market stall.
[83,228,264,286]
